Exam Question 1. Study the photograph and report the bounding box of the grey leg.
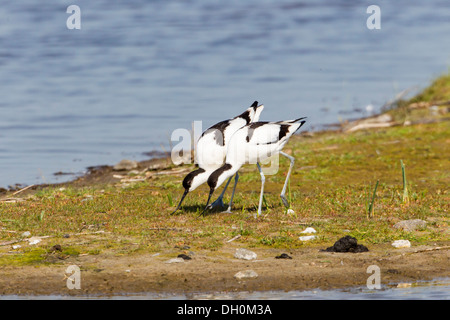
[256,162,265,217]
[279,151,295,208]
[223,171,239,213]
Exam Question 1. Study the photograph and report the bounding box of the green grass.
[408,72,450,103]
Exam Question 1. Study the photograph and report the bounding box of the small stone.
[177,254,192,260]
[28,237,41,245]
[50,244,62,252]
[393,219,427,232]
[301,227,317,234]
[12,245,21,250]
[299,235,316,241]
[392,240,411,248]
[113,159,138,171]
[165,258,185,264]
[21,231,31,238]
[275,253,292,259]
[234,248,257,260]
[234,270,258,280]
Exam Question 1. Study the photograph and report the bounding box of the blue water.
[1,0,450,188]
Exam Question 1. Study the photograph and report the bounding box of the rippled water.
[1,0,450,188]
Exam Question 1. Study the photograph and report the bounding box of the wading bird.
[202,117,306,217]
[170,101,264,215]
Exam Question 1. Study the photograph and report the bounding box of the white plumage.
[170,101,264,215]
[203,117,306,217]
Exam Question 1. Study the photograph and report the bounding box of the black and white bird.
[170,101,264,215]
[202,117,307,217]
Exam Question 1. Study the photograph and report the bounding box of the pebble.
[301,227,317,234]
[393,219,427,232]
[234,248,257,260]
[275,253,292,259]
[392,240,411,248]
[165,258,185,264]
[50,244,62,252]
[28,237,41,245]
[299,235,316,241]
[21,231,31,238]
[234,270,258,280]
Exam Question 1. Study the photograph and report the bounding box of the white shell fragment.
[28,237,42,245]
[301,227,317,234]
[391,240,411,248]
[234,248,257,260]
[299,235,316,241]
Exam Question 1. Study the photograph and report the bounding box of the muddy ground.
[0,242,448,296]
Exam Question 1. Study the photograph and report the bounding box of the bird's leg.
[279,151,295,208]
[222,171,239,213]
[208,176,232,210]
[256,162,265,218]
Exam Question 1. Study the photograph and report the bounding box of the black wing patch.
[278,124,290,141]
[201,120,230,146]
[238,110,251,124]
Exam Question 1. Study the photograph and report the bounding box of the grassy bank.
[0,74,449,267]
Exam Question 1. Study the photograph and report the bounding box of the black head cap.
[182,168,205,190]
[207,163,232,190]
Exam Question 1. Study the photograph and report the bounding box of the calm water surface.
[2,278,449,300]
[1,0,450,187]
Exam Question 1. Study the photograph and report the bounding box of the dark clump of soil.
[275,253,292,259]
[322,235,369,253]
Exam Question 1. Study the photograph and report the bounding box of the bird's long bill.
[170,189,189,215]
[200,188,215,217]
